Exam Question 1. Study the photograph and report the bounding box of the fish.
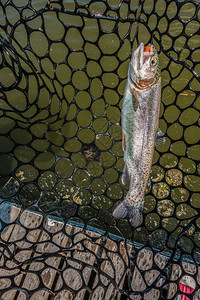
[113,42,163,227]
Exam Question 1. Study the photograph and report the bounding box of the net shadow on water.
[0,0,200,299]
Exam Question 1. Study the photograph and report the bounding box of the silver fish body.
[113,43,161,227]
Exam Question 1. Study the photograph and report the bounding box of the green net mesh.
[0,0,200,299]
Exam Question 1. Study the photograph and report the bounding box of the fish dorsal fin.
[155,128,166,146]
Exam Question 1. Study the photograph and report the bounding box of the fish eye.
[150,57,157,67]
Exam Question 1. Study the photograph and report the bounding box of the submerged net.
[0,0,200,298]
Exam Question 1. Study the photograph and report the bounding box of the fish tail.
[113,201,129,219]
[113,200,143,228]
[129,202,143,227]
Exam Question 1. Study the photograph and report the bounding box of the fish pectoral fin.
[155,128,166,147]
[131,88,139,111]
[122,131,126,151]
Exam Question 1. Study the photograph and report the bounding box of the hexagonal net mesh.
[0,0,200,299]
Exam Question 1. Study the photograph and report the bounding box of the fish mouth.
[131,75,155,90]
[143,44,154,63]
[135,78,155,89]
[130,43,155,90]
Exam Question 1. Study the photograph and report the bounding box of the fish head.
[129,43,161,89]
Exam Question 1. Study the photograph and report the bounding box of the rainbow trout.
[113,43,163,227]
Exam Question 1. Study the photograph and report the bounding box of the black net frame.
[0,0,200,299]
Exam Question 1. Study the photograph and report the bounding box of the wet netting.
[0,0,200,299]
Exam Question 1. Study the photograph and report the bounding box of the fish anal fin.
[122,163,129,185]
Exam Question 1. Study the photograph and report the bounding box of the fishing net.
[0,0,200,298]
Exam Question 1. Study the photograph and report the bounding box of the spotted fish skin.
[113,43,161,227]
